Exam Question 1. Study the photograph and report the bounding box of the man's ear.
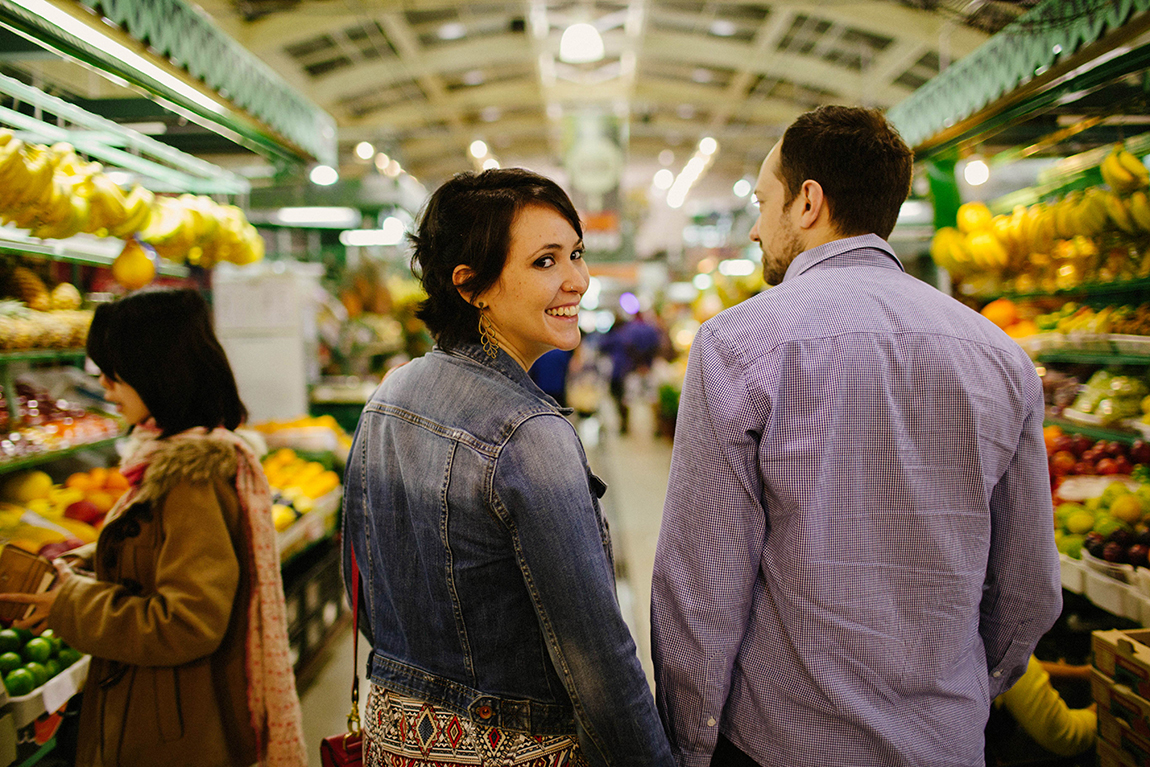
[453,264,476,304]
[797,180,826,230]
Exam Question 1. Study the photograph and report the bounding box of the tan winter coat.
[48,437,259,767]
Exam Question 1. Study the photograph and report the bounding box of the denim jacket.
[342,343,673,767]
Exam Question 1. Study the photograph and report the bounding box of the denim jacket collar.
[439,342,573,416]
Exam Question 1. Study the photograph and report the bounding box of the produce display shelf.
[1045,412,1141,445]
[1061,553,1150,626]
[1038,351,1150,366]
[0,435,121,473]
[976,276,1150,302]
[0,350,86,365]
[277,487,342,567]
[0,227,189,278]
[1,654,90,730]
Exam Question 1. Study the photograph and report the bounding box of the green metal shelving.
[0,435,121,473]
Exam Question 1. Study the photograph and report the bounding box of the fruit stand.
[0,0,337,763]
[889,2,1150,762]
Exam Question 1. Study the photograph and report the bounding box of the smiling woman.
[342,168,673,767]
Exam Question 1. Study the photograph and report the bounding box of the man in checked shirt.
[651,105,1062,767]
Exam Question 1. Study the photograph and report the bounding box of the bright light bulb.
[698,137,718,155]
[355,141,374,160]
[374,152,390,171]
[309,165,339,186]
[733,179,752,198]
[470,140,488,158]
[483,158,500,170]
[653,169,674,190]
[559,22,604,63]
[964,159,990,186]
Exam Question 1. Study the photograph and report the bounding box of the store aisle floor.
[297,404,674,765]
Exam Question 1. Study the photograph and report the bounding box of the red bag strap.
[347,547,362,736]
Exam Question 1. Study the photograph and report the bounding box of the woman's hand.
[0,559,75,634]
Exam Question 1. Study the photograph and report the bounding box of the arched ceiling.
[0,0,1039,204]
[194,0,1028,194]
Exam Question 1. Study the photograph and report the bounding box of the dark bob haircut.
[410,167,582,349]
[86,288,247,437]
[779,105,913,240]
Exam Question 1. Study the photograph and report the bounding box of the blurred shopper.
[0,288,306,766]
[341,168,672,767]
[651,106,1061,767]
[529,346,575,408]
[600,311,661,433]
[986,654,1096,764]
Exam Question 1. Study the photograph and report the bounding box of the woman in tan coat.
[0,288,306,766]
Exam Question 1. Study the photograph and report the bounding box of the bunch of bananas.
[0,129,263,267]
[0,132,154,241]
[1101,144,1150,194]
[139,194,264,267]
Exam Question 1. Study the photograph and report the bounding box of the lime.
[0,629,19,654]
[3,668,34,696]
[39,629,60,656]
[22,662,46,688]
[11,627,31,645]
[0,652,20,674]
[57,648,80,668]
[20,637,50,665]
[43,659,59,679]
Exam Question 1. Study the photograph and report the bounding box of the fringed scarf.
[112,420,307,766]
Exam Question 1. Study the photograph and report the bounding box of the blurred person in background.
[652,106,1061,767]
[341,167,672,767]
[0,288,306,767]
[599,310,660,434]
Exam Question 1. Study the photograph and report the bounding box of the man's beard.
[761,220,803,285]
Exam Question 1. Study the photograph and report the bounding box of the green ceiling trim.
[887,0,1149,152]
[0,0,335,166]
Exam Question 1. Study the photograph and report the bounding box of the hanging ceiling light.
[559,22,604,63]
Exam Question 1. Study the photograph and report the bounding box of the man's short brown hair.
[779,106,913,240]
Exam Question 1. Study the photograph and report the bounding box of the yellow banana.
[1118,147,1150,186]
[1130,190,1150,232]
[0,129,13,148]
[1055,194,1080,239]
[1105,191,1140,235]
[1103,148,1140,193]
[1077,189,1109,235]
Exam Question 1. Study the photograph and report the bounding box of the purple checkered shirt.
[651,235,1062,767]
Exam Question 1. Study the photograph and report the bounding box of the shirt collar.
[783,233,904,283]
[439,342,573,415]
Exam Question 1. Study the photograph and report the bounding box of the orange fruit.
[105,471,129,491]
[1005,320,1039,339]
[64,473,92,492]
[88,467,108,489]
[1044,425,1063,454]
[981,298,1019,329]
[86,491,115,514]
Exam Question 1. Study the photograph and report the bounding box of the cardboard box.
[1095,629,1150,700]
[1100,707,1150,766]
[1095,667,1150,738]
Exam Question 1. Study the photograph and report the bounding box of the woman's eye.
[535,256,556,268]
[571,249,584,261]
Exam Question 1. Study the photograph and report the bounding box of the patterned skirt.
[364,683,588,767]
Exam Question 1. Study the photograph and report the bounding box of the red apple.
[1072,433,1096,456]
[1116,456,1134,475]
[1108,441,1128,458]
[1133,440,1150,465]
[1053,435,1076,455]
[1074,461,1097,475]
[1129,543,1150,567]
[1051,451,1078,475]
[1098,458,1121,475]
[64,499,103,525]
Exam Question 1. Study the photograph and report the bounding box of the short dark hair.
[410,168,582,349]
[86,288,247,436]
[779,105,913,239]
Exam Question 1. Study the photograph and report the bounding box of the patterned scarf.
[112,420,307,766]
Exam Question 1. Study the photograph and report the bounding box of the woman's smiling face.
[474,203,589,370]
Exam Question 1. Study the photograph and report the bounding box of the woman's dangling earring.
[476,303,498,360]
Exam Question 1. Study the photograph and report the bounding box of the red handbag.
[320,548,364,766]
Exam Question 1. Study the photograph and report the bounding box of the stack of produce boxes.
[1092,628,1150,765]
